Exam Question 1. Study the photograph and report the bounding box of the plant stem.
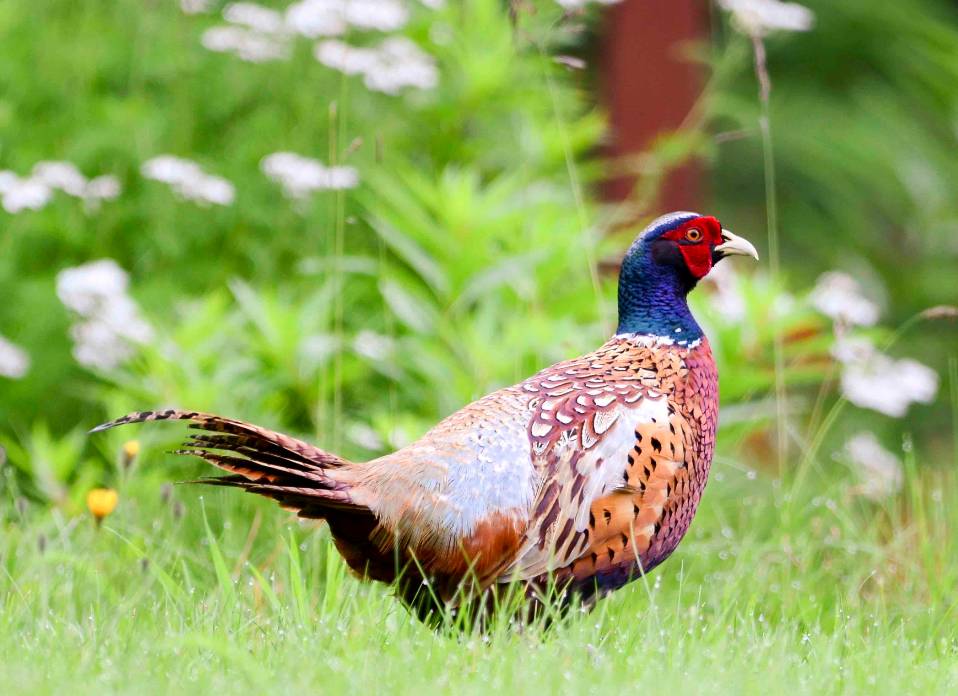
[751,34,788,471]
[950,355,958,471]
[539,47,607,331]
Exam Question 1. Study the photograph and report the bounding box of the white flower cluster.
[832,336,938,418]
[0,161,121,214]
[315,37,437,94]
[261,152,359,199]
[287,0,409,36]
[202,24,292,63]
[194,2,439,94]
[810,271,880,327]
[555,0,622,10]
[201,3,290,63]
[181,0,214,14]
[811,270,938,417]
[843,432,903,500]
[0,334,30,379]
[56,260,154,371]
[141,155,235,206]
[703,262,747,323]
[717,0,813,38]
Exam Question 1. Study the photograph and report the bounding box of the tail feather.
[92,408,409,585]
[91,409,358,518]
[91,409,351,469]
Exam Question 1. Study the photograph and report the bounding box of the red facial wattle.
[677,244,713,279]
[661,216,724,280]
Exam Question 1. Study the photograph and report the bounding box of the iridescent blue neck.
[616,244,703,343]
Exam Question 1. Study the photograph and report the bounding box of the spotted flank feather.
[90,210,754,625]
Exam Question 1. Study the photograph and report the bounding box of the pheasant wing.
[501,338,696,583]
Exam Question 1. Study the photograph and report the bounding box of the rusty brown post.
[600,0,707,216]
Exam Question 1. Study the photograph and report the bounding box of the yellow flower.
[121,439,140,469]
[87,488,118,524]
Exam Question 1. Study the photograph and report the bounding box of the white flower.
[830,335,873,365]
[224,2,288,34]
[315,39,380,75]
[84,175,122,201]
[0,170,18,193]
[141,155,204,184]
[556,0,622,9]
[32,161,88,197]
[365,38,439,93]
[285,0,410,37]
[201,25,291,63]
[181,0,214,14]
[316,37,438,94]
[71,307,153,370]
[834,336,938,418]
[141,155,235,206]
[810,271,880,327]
[56,259,130,315]
[69,318,138,370]
[186,173,236,206]
[1,175,53,214]
[703,262,746,323]
[1,163,121,211]
[353,330,394,360]
[0,335,30,379]
[717,0,813,37]
[56,260,154,371]
[286,0,348,37]
[843,432,903,501]
[343,0,408,32]
[261,152,359,199]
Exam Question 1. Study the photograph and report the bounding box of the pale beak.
[715,229,759,260]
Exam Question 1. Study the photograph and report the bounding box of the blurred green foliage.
[0,0,955,506]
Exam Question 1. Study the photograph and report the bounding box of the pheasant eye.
[685,228,703,242]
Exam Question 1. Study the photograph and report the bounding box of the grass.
[3,452,957,694]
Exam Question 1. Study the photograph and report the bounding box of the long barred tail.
[90,409,359,517]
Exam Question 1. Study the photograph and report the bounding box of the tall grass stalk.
[950,355,958,469]
[538,48,608,331]
[750,35,788,472]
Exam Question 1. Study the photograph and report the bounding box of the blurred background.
[0,0,956,522]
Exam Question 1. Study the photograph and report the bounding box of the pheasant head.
[616,211,759,341]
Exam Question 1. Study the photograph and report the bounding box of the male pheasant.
[93,211,758,623]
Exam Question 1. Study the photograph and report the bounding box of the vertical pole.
[599,0,707,216]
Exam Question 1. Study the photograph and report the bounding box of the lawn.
[3,445,956,694]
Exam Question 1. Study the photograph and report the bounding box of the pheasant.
[92,211,758,623]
